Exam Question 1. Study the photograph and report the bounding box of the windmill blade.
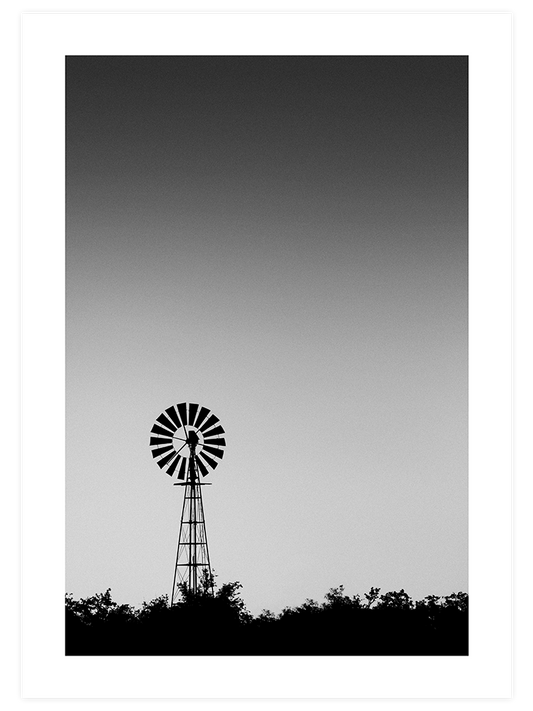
[150,436,173,447]
[203,437,226,447]
[177,402,188,426]
[166,454,181,477]
[151,423,174,438]
[157,450,178,469]
[195,456,209,477]
[199,414,219,433]
[202,424,224,439]
[202,445,224,459]
[193,406,210,429]
[156,413,177,433]
[151,444,174,458]
[188,403,199,428]
[199,451,219,469]
[165,405,181,430]
[177,457,188,480]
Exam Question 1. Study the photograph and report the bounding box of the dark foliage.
[65,580,468,656]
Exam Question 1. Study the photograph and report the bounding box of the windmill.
[149,402,226,605]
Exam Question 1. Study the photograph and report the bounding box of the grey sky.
[66,56,467,615]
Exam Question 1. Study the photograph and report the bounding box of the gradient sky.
[66,56,467,615]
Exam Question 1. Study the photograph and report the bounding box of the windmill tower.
[149,402,226,605]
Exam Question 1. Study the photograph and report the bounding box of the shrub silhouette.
[65,580,468,656]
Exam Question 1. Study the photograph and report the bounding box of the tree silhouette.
[66,582,468,656]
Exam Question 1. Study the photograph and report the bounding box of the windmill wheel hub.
[187,430,199,446]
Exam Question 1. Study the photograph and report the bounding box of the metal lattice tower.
[149,402,226,604]
[172,437,212,602]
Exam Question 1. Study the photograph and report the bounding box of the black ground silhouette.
[65,576,468,656]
